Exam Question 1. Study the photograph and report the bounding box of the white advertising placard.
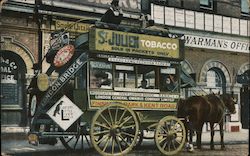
[47,95,83,131]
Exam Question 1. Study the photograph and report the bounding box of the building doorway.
[238,70,250,129]
[1,50,27,126]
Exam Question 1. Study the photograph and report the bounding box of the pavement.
[1,129,249,155]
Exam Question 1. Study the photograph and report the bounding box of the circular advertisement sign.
[53,44,75,68]
[37,73,49,91]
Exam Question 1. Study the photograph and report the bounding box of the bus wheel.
[90,104,139,156]
[60,134,86,151]
[60,121,90,150]
[155,116,186,155]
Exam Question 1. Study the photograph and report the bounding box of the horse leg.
[184,118,194,151]
[196,126,203,149]
[210,122,215,150]
[220,122,225,150]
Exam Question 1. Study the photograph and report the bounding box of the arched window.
[206,68,226,93]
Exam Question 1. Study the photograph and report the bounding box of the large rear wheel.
[90,104,139,156]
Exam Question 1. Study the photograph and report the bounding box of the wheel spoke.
[162,139,168,150]
[93,130,110,136]
[118,109,127,124]
[66,136,75,144]
[121,131,135,138]
[100,113,112,127]
[115,136,123,152]
[114,106,119,124]
[168,141,171,151]
[175,138,181,145]
[118,134,130,147]
[81,135,84,150]
[102,136,111,152]
[119,116,133,127]
[112,137,115,154]
[120,124,136,130]
[108,107,114,125]
[172,140,176,150]
[160,126,168,134]
[96,134,109,145]
[159,136,167,144]
[95,122,110,130]
[73,135,80,149]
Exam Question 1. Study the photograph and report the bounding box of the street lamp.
[34,0,43,71]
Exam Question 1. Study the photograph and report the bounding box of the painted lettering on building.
[185,35,250,53]
[0,56,17,84]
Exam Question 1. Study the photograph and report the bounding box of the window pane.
[200,0,209,5]
[160,66,178,92]
[115,65,135,88]
[241,0,249,13]
[165,7,175,26]
[89,61,112,89]
[223,17,231,34]
[137,66,156,89]
[195,12,204,30]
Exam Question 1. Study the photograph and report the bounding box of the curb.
[1,133,28,140]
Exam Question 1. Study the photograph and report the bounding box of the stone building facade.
[151,0,249,131]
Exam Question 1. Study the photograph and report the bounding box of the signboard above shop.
[89,28,181,59]
[184,35,250,53]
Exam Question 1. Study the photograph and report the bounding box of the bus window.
[137,66,156,89]
[89,61,112,89]
[160,67,178,92]
[115,65,135,88]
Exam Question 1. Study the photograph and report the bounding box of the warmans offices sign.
[185,35,249,53]
[89,28,181,59]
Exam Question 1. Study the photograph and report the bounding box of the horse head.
[220,94,236,114]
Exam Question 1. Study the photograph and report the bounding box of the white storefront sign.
[184,35,249,53]
[47,95,83,131]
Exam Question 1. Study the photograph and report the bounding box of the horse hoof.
[185,143,194,152]
[221,146,226,150]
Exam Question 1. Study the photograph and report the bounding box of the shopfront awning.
[180,68,196,88]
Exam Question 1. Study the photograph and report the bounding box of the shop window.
[89,61,112,89]
[160,66,179,92]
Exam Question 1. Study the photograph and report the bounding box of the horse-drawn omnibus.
[28,21,187,155]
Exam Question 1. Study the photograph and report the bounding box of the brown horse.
[177,93,236,150]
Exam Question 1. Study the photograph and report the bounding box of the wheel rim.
[90,104,139,156]
[155,116,186,155]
